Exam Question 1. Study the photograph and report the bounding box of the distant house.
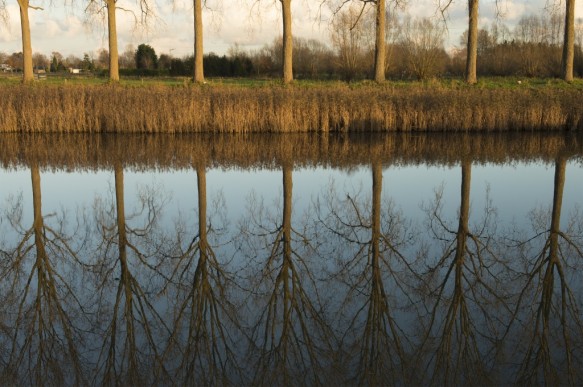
[0,64,13,72]
[68,68,81,74]
[34,68,47,80]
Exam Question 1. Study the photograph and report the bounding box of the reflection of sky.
[1,160,581,234]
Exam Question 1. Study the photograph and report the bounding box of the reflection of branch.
[316,161,416,384]
[418,160,505,385]
[1,164,90,385]
[93,163,171,385]
[165,166,241,384]
[506,156,583,385]
[245,165,334,385]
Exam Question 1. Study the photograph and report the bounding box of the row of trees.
[0,0,580,83]
[2,11,583,80]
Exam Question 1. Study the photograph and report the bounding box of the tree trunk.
[374,0,386,82]
[193,0,204,83]
[561,0,575,82]
[18,0,34,83]
[107,0,120,82]
[465,0,478,84]
[281,0,293,83]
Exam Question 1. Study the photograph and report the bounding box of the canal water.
[0,132,581,385]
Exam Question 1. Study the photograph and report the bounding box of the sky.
[0,0,581,59]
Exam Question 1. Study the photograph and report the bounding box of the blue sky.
[0,0,581,59]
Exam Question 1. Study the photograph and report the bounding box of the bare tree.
[251,0,294,83]
[562,0,576,81]
[330,4,373,81]
[326,0,403,82]
[86,0,155,81]
[10,0,43,81]
[401,16,447,79]
[193,0,205,82]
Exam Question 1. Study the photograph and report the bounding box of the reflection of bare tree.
[316,160,416,385]
[242,163,334,386]
[165,165,241,384]
[0,163,90,385]
[92,162,171,385]
[506,155,583,385]
[418,160,504,385]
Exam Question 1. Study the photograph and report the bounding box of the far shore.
[0,77,581,133]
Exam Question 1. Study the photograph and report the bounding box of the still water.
[0,132,582,385]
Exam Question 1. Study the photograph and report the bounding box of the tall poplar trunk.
[18,0,34,83]
[107,0,120,82]
[373,0,386,82]
[561,0,575,82]
[193,0,204,83]
[281,0,293,83]
[466,0,478,84]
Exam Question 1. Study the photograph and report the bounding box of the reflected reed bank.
[0,131,582,170]
[0,86,581,133]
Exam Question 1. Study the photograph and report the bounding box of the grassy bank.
[0,81,581,133]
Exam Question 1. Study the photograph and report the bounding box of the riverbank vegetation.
[0,81,581,133]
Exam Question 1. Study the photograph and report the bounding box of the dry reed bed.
[0,132,581,171]
[0,85,581,133]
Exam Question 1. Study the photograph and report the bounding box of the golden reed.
[0,84,581,133]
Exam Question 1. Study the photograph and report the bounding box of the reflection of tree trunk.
[360,161,405,384]
[31,164,44,259]
[455,160,471,290]
[107,0,120,82]
[420,159,494,385]
[251,162,332,385]
[193,0,204,83]
[548,156,565,267]
[112,162,139,381]
[511,155,583,385]
[281,0,293,83]
[166,165,239,384]
[197,165,208,259]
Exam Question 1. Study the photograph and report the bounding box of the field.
[0,74,582,133]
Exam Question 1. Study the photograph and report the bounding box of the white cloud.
[0,0,582,58]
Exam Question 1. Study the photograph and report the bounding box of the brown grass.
[1,132,581,171]
[0,84,581,133]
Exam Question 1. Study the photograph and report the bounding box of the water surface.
[0,132,582,385]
